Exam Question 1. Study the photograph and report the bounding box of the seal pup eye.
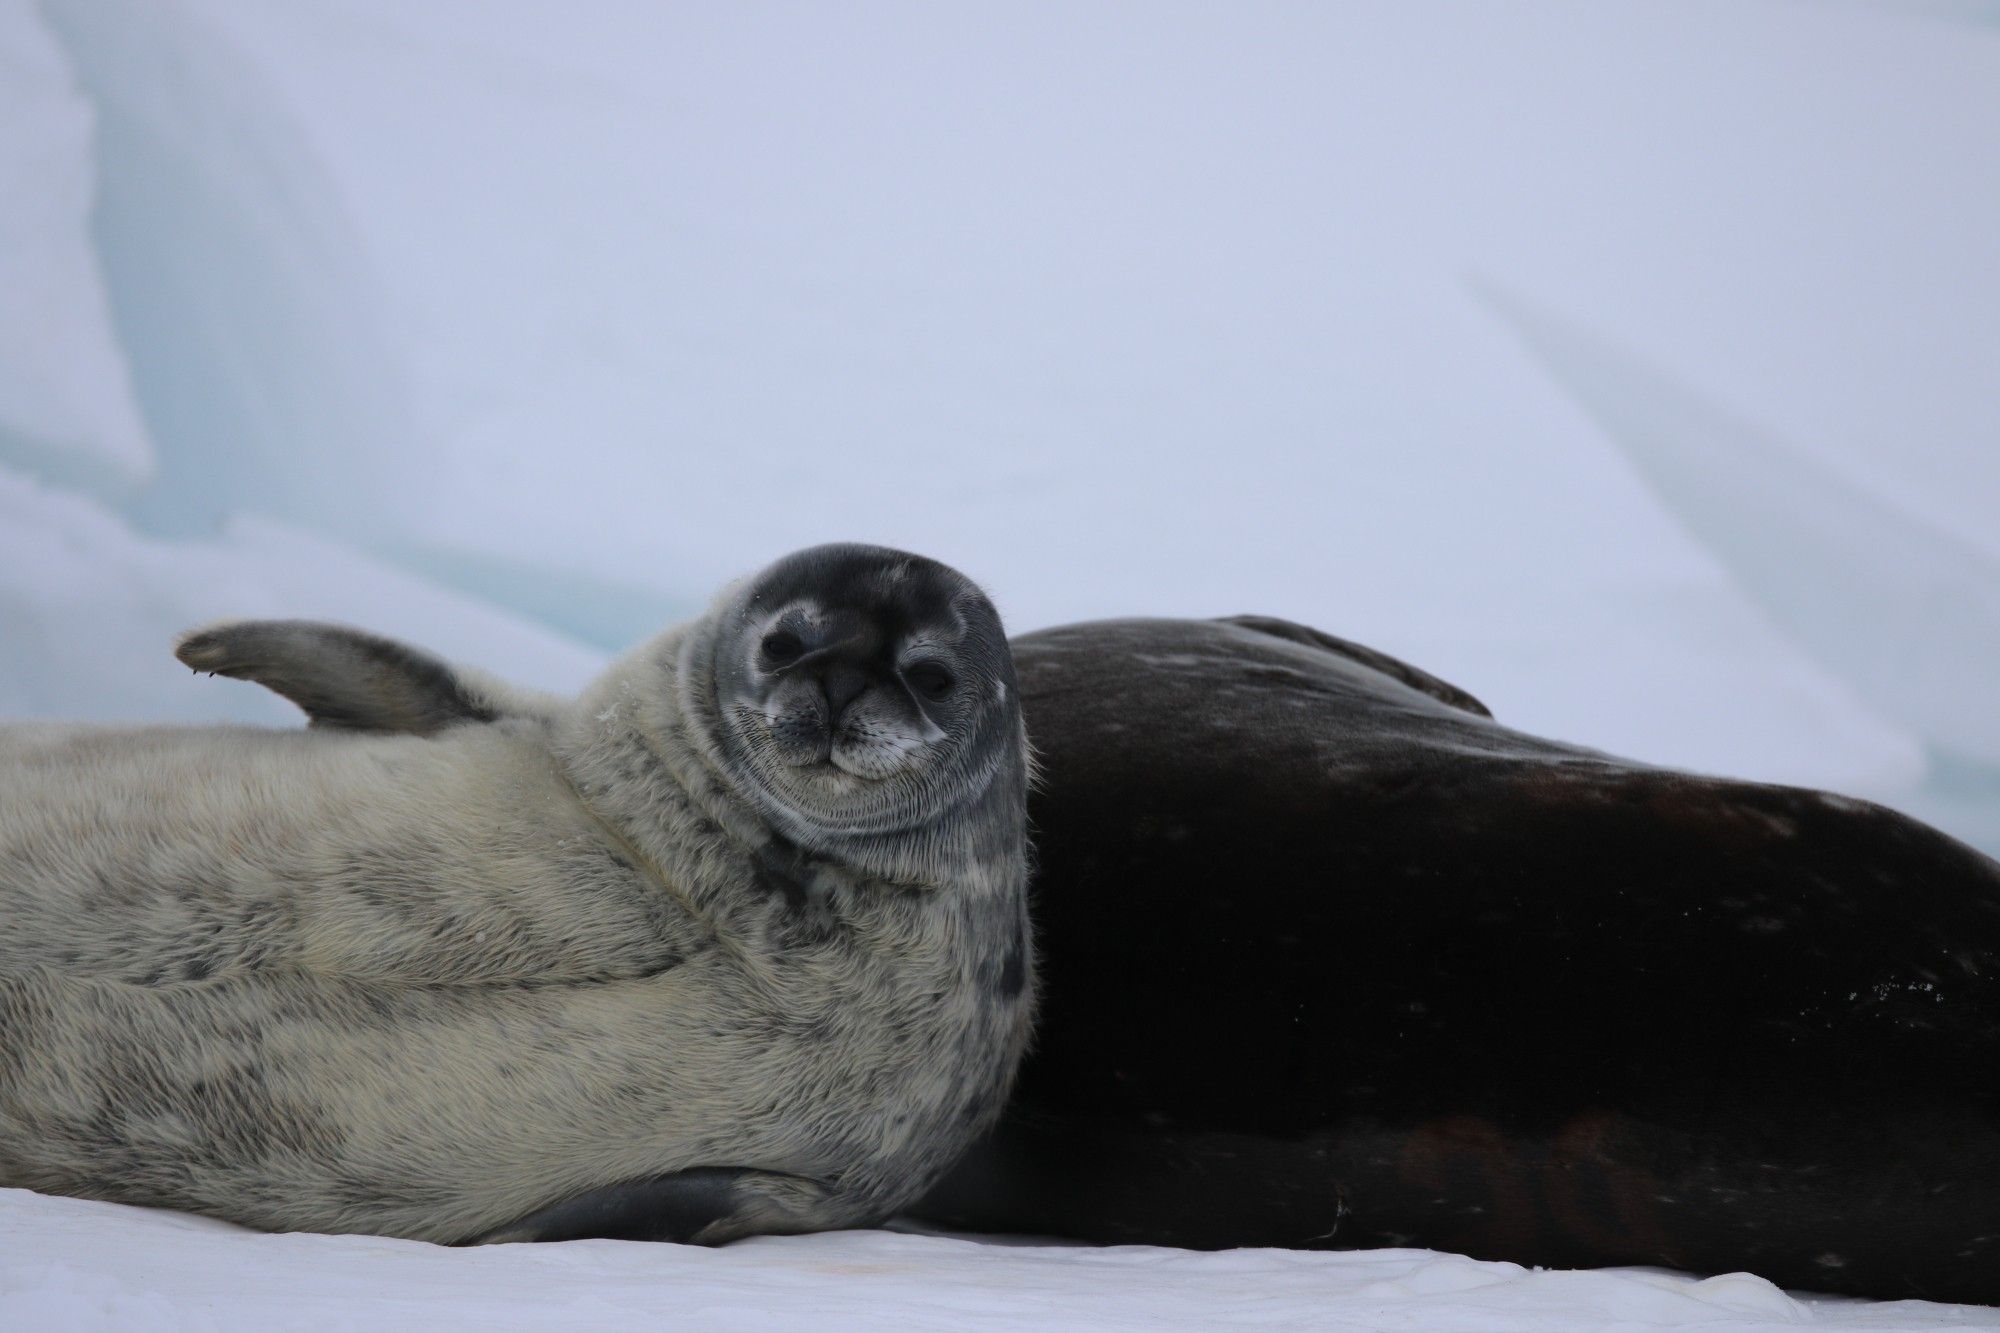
[761,629,806,669]
[904,662,955,701]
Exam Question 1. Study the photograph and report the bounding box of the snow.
[7,1190,1998,1333]
[2,0,1997,1324]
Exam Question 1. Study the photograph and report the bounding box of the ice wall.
[0,472,601,722]
[0,0,602,723]
[36,0,426,543]
[1482,284,2000,770]
[31,0,680,645]
[0,0,151,501]
[6,0,1989,841]
[175,0,1962,800]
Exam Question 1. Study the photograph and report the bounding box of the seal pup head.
[700,543,1023,845]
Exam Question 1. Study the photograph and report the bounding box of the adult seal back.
[0,544,1034,1245]
[916,615,2000,1306]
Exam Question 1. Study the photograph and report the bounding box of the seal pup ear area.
[467,1167,839,1246]
[1216,614,1493,719]
[174,619,503,735]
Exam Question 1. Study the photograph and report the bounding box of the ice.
[32,0,673,644]
[8,1188,1997,1332]
[37,0,426,544]
[382,541,696,655]
[0,469,601,724]
[1,0,602,730]
[1479,283,2000,770]
[1479,284,2000,849]
[0,0,151,500]
[171,0,1961,799]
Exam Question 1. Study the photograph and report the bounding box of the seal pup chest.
[726,847,1034,1168]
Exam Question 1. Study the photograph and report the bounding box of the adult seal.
[0,543,1034,1245]
[915,616,2000,1306]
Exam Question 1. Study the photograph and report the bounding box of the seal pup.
[916,615,2000,1305]
[0,543,1034,1245]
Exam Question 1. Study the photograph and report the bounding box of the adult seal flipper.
[1215,614,1492,717]
[174,619,548,733]
[473,1167,834,1245]
[916,615,2000,1305]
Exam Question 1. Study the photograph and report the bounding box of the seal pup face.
[706,543,1021,841]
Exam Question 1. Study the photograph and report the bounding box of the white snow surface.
[6,1189,1998,1333]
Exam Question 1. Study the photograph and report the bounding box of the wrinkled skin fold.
[915,616,2000,1307]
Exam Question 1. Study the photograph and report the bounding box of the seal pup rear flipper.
[174,619,549,735]
[470,1167,847,1245]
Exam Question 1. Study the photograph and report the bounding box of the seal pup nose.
[818,661,870,715]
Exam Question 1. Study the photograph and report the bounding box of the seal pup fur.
[0,543,1034,1245]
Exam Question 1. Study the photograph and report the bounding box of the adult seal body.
[0,544,1033,1245]
[915,616,2000,1306]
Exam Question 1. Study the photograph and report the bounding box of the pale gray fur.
[0,548,1034,1244]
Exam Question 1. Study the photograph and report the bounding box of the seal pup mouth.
[754,697,931,784]
[827,721,930,781]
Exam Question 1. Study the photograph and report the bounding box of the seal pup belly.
[0,721,704,987]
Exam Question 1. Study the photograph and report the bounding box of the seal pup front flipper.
[1216,614,1492,718]
[174,619,545,734]
[471,1168,846,1245]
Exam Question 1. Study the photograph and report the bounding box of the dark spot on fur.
[752,835,845,946]
[752,843,812,914]
[995,927,1026,1000]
